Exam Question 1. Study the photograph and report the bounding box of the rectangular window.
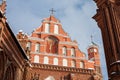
[35,43,40,53]
[45,24,50,33]
[54,25,59,34]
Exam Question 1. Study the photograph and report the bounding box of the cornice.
[31,63,94,74]
[94,0,120,7]
[28,37,44,41]
[34,32,69,38]
[93,0,106,8]
[43,20,61,25]
[31,52,86,60]
[59,41,78,46]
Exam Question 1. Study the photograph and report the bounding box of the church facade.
[17,14,102,80]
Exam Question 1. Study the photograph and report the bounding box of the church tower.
[88,42,100,66]
[88,36,100,67]
[87,36,102,80]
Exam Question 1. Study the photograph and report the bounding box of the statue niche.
[45,36,58,54]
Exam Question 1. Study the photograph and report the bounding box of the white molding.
[31,52,86,60]
[28,37,44,41]
[43,20,61,25]
[34,32,69,38]
[59,41,78,46]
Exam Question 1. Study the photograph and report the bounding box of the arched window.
[35,43,40,53]
[62,46,67,56]
[71,48,75,57]
[71,60,76,67]
[53,58,58,65]
[54,25,59,34]
[34,55,39,63]
[26,42,31,50]
[46,36,58,54]
[4,64,15,80]
[63,59,67,66]
[44,56,49,64]
[45,23,50,33]
[80,61,84,68]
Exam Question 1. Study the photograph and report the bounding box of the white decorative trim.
[59,41,78,46]
[111,71,116,75]
[31,52,86,60]
[43,20,61,25]
[28,37,44,41]
[34,32,69,38]
[87,45,98,50]
[110,60,120,66]
[88,60,94,63]
[88,68,94,70]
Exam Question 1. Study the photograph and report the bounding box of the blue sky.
[5,0,108,79]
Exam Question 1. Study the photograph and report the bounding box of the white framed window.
[63,59,67,66]
[80,61,84,68]
[34,55,39,63]
[62,47,67,56]
[71,48,75,57]
[44,56,49,64]
[54,24,59,34]
[35,43,40,53]
[71,60,76,67]
[26,42,31,50]
[53,58,58,65]
[45,23,50,33]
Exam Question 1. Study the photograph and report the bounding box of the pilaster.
[93,0,120,79]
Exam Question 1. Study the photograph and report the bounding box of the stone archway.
[0,48,5,80]
[4,64,15,80]
[0,50,15,80]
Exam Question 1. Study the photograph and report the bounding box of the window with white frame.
[63,59,67,66]
[34,55,39,63]
[71,60,76,67]
[45,23,50,33]
[71,48,75,57]
[35,43,40,53]
[80,61,84,68]
[54,24,59,34]
[62,46,67,56]
[53,58,58,65]
[44,56,49,64]
[26,42,31,50]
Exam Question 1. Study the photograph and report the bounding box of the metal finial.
[49,8,56,15]
[91,35,93,43]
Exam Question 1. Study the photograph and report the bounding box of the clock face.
[90,49,94,52]
[90,48,97,53]
[94,49,97,52]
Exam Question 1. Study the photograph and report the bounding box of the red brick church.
[17,12,103,80]
[1,0,120,80]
